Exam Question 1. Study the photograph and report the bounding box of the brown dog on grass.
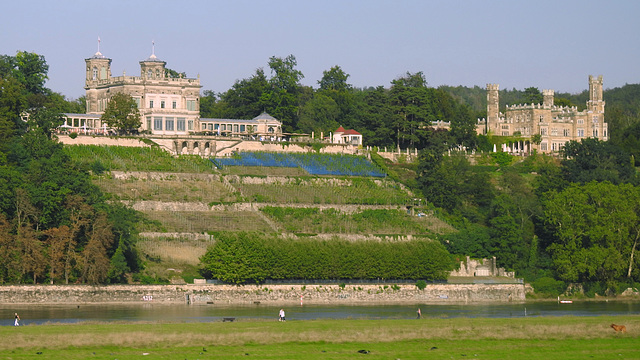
[611,324,627,333]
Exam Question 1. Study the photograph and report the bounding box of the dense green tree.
[487,194,524,270]
[219,68,269,119]
[13,51,49,96]
[351,86,394,147]
[523,87,543,104]
[100,92,141,134]
[542,182,640,283]
[262,55,304,132]
[318,65,354,127]
[297,93,339,135]
[561,138,636,185]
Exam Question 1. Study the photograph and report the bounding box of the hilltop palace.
[476,75,608,153]
[63,44,365,147]
[63,44,283,138]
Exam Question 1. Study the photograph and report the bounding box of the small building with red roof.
[332,126,363,145]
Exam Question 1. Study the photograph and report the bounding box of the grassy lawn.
[0,316,637,359]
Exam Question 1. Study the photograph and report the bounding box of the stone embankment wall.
[0,283,525,305]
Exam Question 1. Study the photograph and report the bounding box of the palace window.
[540,142,548,151]
[172,101,177,109]
[134,97,141,108]
[165,117,174,131]
[177,118,185,132]
[240,125,246,132]
[593,129,598,137]
[188,120,193,131]
[563,129,570,136]
[149,100,154,108]
[540,128,547,136]
[153,117,163,131]
[147,69,152,78]
[539,115,544,122]
[161,101,165,109]
[92,67,98,80]
[577,129,584,137]
[233,124,239,133]
[156,69,160,78]
[551,128,558,136]
[147,117,152,131]
[100,67,106,79]
[578,119,584,124]
[593,116,599,123]
[186,100,196,111]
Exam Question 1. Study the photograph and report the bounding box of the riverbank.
[0,316,637,359]
[0,283,526,305]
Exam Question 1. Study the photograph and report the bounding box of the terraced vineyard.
[65,145,454,282]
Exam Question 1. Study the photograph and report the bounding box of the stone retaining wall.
[0,283,525,305]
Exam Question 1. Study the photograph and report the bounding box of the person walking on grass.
[279,309,285,322]
[417,308,421,319]
[14,313,20,326]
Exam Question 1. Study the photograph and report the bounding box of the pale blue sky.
[1,0,638,99]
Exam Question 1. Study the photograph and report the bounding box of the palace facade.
[63,45,283,137]
[478,75,608,153]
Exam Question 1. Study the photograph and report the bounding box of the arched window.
[156,69,160,78]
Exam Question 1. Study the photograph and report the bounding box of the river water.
[1,301,639,326]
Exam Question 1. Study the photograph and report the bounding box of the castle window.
[177,118,185,131]
[539,115,544,122]
[154,117,163,131]
[593,116,598,123]
[172,101,177,109]
[188,120,193,131]
[165,117,174,131]
[540,128,547,136]
[551,128,558,136]
[577,119,584,124]
[134,97,141,108]
[577,129,584,137]
[233,124,239,133]
[563,129,569,136]
[92,67,98,80]
[240,125,246,132]
[100,67,107,79]
[156,69,160,78]
[187,100,196,111]
[147,117,152,131]
[161,101,165,109]
[540,142,548,151]
[202,123,207,130]
[593,129,598,137]
[147,69,152,78]
[149,100,154,108]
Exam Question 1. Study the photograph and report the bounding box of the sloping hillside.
[66,145,454,282]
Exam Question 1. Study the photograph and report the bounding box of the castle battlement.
[479,76,607,152]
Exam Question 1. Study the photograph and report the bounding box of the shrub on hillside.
[532,276,566,297]
[199,232,453,284]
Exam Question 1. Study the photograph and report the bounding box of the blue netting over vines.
[212,152,386,177]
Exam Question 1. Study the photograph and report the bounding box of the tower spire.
[151,40,156,59]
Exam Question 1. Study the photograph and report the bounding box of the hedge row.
[199,232,453,284]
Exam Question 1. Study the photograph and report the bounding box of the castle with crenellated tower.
[477,75,608,153]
